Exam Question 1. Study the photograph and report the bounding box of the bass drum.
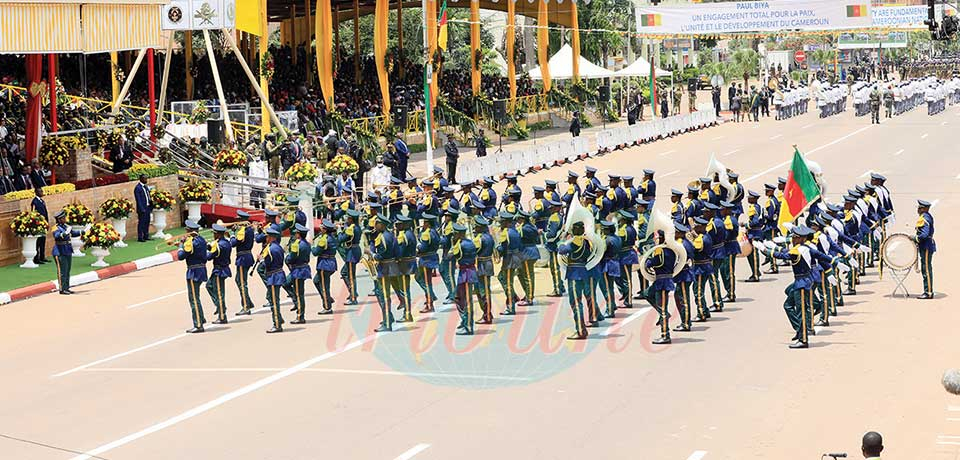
[737,231,753,258]
[881,233,918,270]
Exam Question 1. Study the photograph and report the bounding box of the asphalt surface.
[1,101,958,460]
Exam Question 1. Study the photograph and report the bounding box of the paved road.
[1,102,958,460]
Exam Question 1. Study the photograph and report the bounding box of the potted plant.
[82,222,121,267]
[10,210,49,268]
[285,160,322,184]
[62,202,93,257]
[99,197,134,248]
[150,189,175,239]
[213,148,248,205]
[178,180,212,223]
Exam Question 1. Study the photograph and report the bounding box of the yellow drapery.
[571,0,581,83]
[506,0,516,109]
[316,0,335,107]
[537,0,550,93]
[427,0,439,109]
[374,0,390,116]
[470,0,480,95]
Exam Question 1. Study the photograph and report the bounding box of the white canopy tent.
[614,56,670,78]
[528,44,614,80]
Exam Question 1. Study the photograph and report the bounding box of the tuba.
[706,154,736,198]
[560,195,605,270]
[639,209,688,283]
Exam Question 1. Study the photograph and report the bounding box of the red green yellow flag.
[438,0,449,50]
[778,147,821,232]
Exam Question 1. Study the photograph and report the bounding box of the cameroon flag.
[846,4,868,17]
[438,0,449,50]
[778,147,821,233]
[640,14,662,27]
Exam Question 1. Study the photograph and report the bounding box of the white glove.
[850,258,860,269]
[843,245,853,256]
[783,222,795,232]
[763,241,776,250]
[65,225,72,234]
[827,275,837,286]
[873,228,881,240]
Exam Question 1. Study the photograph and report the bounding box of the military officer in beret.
[206,224,233,324]
[916,199,936,299]
[179,220,209,333]
[473,216,496,324]
[262,227,287,333]
[52,210,81,295]
[312,219,338,315]
[231,210,256,315]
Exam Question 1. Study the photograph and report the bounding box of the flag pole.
[422,0,434,176]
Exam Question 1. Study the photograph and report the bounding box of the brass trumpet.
[164,231,200,246]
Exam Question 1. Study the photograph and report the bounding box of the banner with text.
[635,0,943,35]
[837,32,908,49]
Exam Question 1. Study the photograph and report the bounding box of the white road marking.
[893,149,904,156]
[79,367,534,381]
[769,134,783,140]
[802,123,815,129]
[722,149,741,157]
[661,170,681,178]
[659,150,677,157]
[600,307,653,337]
[127,290,187,309]
[712,135,725,140]
[68,334,379,460]
[921,133,929,139]
[687,451,708,460]
[394,444,431,460]
[744,125,872,183]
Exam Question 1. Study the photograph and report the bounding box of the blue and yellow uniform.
[670,189,686,224]
[338,210,362,303]
[255,209,284,307]
[496,213,522,315]
[720,203,740,302]
[672,224,696,331]
[178,223,209,332]
[640,170,657,203]
[51,212,81,295]
[842,196,862,294]
[622,176,638,211]
[531,187,550,231]
[517,212,540,304]
[479,178,498,219]
[206,226,233,323]
[917,200,936,298]
[451,224,478,335]
[562,172,582,207]
[438,211,458,304]
[503,175,522,205]
[644,240,677,344]
[616,210,639,308]
[634,203,652,296]
[544,203,566,297]
[261,229,287,332]
[762,184,780,274]
[705,206,727,311]
[372,216,400,332]
[745,192,765,281]
[284,224,312,323]
[598,221,622,317]
[558,222,592,339]
[415,214,441,311]
[689,218,714,322]
[473,217,496,323]
[728,173,744,216]
[395,216,417,322]
[545,180,562,205]
[230,213,256,314]
[768,226,816,348]
[312,220,339,314]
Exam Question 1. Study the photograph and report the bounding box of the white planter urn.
[90,247,110,267]
[185,201,203,223]
[296,181,316,240]
[220,168,243,206]
[70,235,85,257]
[152,210,169,239]
[111,218,128,248]
[19,235,39,268]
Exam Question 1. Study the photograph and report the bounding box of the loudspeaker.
[598,85,610,102]
[392,105,408,128]
[207,119,225,145]
[688,77,698,92]
[493,99,507,122]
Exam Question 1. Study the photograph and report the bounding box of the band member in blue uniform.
[395,215,416,322]
[497,211,522,315]
[562,171,581,207]
[415,213,441,312]
[762,183,780,274]
[438,209,458,305]
[670,189,686,224]
[744,191,765,282]
[764,226,816,349]
[52,211,81,295]
[231,211,256,315]
[480,177,498,219]
[544,180,561,205]
[255,209,283,307]
[450,223,478,335]
[473,216,496,324]
[640,169,657,204]
[690,217,714,322]
[644,228,676,345]
[719,202,740,302]
[544,201,566,297]
[672,223,696,332]
[370,215,399,332]
[313,219,339,314]
[339,209,362,304]
[703,203,726,312]
[262,227,287,333]
[517,211,540,306]
[206,224,233,324]
[178,220,209,333]
[916,199,936,299]
[616,209,639,308]
[284,224,312,324]
[599,221,622,318]
[559,221,592,339]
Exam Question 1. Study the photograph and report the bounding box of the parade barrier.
[457,108,718,184]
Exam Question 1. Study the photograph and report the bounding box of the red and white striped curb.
[0,250,180,305]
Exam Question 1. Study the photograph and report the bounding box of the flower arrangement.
[95,129,123,151]
[10,210,48,237]
[324,154,358,176]
[114,66,126,85]
[39,135,87,167]
[125,162,178,181]
[62,202,94,226]
[187,101,210,124]
[285,160,320,183]
[213,148,248,170]
[99,197,134,220]
[260,50,275,82]
[150,189,175,210]
[82,222,120,249]
[178,180,213,202]
[2,183,76,201]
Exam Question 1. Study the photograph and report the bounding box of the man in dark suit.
[444,135,459,183]
[31,187,49,264]
[15,164,37,191]
[111,136,133,173]
[727,84,736,111]
[134,174,152,241]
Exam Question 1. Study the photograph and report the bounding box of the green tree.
[730,48,759,87]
